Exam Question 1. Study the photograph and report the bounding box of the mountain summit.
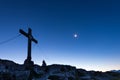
[0,59,120,80]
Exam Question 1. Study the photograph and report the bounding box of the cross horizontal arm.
[31,38,38,44]
[19,29,29,37]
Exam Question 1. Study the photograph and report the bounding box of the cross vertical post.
[19,28,38,69]
[27,28,32,61]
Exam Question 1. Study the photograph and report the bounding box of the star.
[73,34,78,38]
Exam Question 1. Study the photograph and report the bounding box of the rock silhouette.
[0,59,120,80]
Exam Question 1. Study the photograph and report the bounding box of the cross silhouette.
[19,28,38,67]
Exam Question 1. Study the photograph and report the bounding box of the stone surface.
[0,59,120,80]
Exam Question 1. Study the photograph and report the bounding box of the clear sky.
[0,0,120,71]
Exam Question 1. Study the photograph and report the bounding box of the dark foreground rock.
[0,59,120,80]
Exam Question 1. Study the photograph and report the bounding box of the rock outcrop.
[0,59,120,80]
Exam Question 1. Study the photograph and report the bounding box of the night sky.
[0,0,120,71]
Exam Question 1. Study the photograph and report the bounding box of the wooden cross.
[19,28,38,61]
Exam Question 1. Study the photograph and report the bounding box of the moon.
[73,34,78,38]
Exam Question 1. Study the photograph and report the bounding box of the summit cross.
[19,28,38,62]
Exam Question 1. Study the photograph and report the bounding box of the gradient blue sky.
[0,0,120,71]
